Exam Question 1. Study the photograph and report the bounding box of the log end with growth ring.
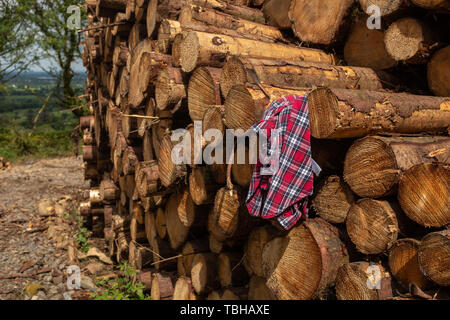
[220,56,248,98]
[307,87,339,139]
[388,238,432,290]
[346,199,399,255]
[418,230,450,286]
[343,136,399,198]
[179,32,201,73]
[188,67,222,121]
[224,84,257,132]
[264,218,347,300]
[398,163,449,228]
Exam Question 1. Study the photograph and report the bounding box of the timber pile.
[80,0,449,300]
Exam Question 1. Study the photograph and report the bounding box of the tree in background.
[18,0,87,115]
[0,1,36,87]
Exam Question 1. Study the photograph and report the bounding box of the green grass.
[0,125,78,162]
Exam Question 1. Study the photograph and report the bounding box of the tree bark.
[176,30,335,73]
[220,56,386,99]
[151,272,175,300]
[178,4,283,42]
[308,87,450,139]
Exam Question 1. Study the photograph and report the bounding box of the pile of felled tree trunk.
[79,0,449,300]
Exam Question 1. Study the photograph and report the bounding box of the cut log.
[99,179,120,201]
[146,0,184,37]
[288,0,355,45]
[244,225,280,277]
[97,0,127,17]
[135,0,149,22]
[359,0,404,16]
[165,192,190,250]
[173,277,197,300]
[220,56,385,99]
[224,84,308,132]
[151,272,175,300]
[135,160,160,198]
[155,66,186,110]
[344,19,396,70]
[307,87,450,139]
[208,287,248,300]
[83,145,97,162]
[411,0,450,10]
[176,30,335,73]
[130,217,147,243]
[388,239,432,290]
[384,18,436,64]
[191,253,219,295]
[178,240,209,277]
[155,207,167,239]
[189,166,219,205]
[144,211,177,270]
[232,146,254,188]
[187,67,222,121]
[129,49,171,109]
[178,4,283,42]
[202,105,225,141]
[344,136,450,198]
[210,186,254,241]
[312,175,355,224]
[335,262,393,300]
[158,134,187,187]
[346,199,399,255]
[137,270,152,291]
[428,45,450,97]
[248,276,275,300]
[122,146,142,176]
[398,163,449,227]
[125,0,136,20]
[217,252,248,287]
[262,0,291,29]
[263,218,348,300]
[418,230,450,286]
[128,23,147,53]
[80,116,95,130]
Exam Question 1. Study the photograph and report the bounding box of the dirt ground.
[0,156,90,300]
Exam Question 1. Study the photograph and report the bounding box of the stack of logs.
[79,0,449,300]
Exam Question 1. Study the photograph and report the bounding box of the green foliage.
[75,227,91,253]
[0,2,36,83]
[92,262,151,300]
[16,0,87,109]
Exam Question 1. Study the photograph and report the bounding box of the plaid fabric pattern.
[245,95,314,230]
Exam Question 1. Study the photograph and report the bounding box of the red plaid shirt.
[246,95,314,230]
